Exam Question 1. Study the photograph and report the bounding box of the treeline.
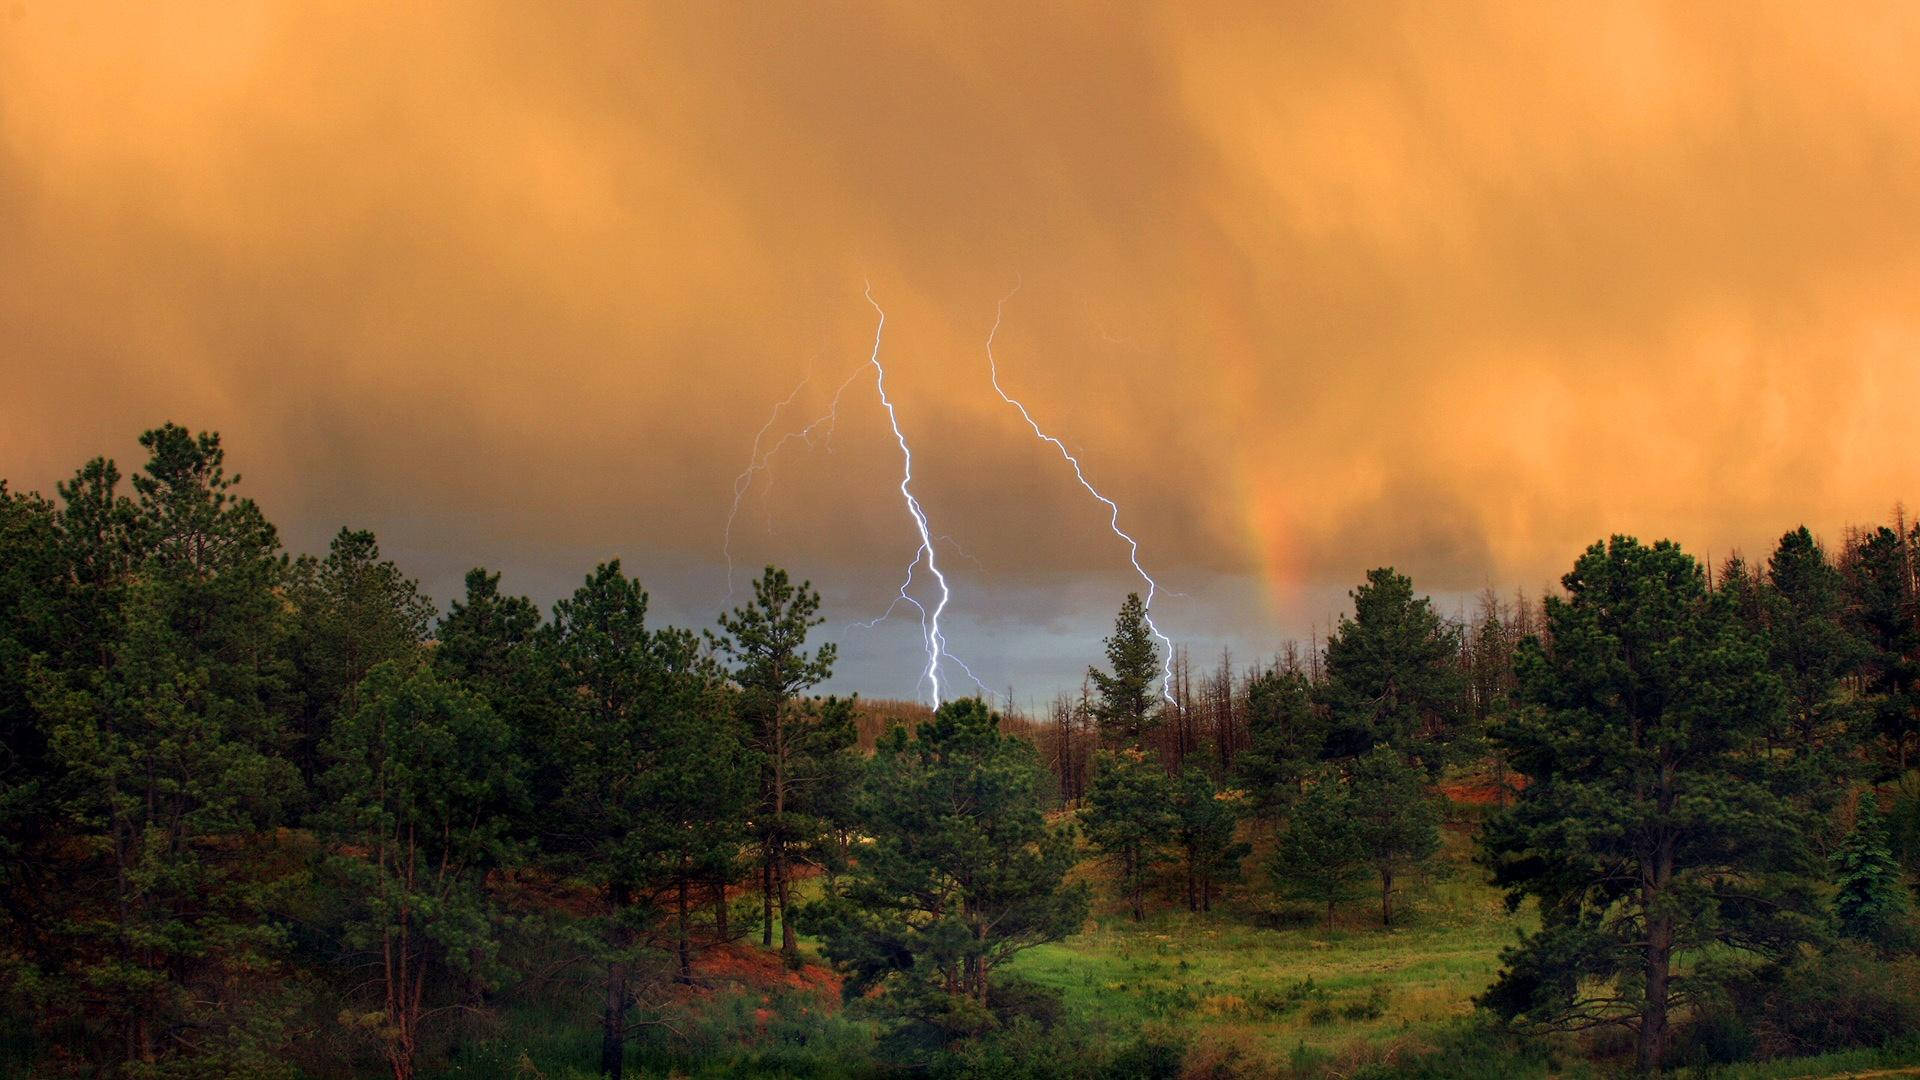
[1054,524,1920,1072]
[4,425,1920,1078]
[0,427,865,1076]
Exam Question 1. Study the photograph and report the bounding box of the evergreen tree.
[548,561,724,1079]
[1082,748,1176,920]
[433,569,558,833]
[1235,667,1322,826]
[642,627,755,985]
[1348,745,1441,927]
[316,660,521,1080]
[711,565,836,961]
[1845,526,1920,771]
[1088,593,1161,747]
[801,698,1086,1040]
[27,426,304,1074]
[1269,767,1366,933]
[1832,795,1913,952]
[1889,771,1920,878]
[1169,766,1248,913]
[1480,537,1822,1076]
[1765,528,1862,763]
[1319,568,1466,770]
[286,527,436,779]
[787,694,863,901]
[0,483,66,992]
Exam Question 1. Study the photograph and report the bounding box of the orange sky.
[5,2,1919,698]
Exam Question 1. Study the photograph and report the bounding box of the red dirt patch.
[1439,775,1527,806]
[693,942,841,1000]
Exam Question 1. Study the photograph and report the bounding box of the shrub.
[1752,944,1920,1058]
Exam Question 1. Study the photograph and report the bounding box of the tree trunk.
[599,959,627,1080]
[1381,867,1394,928]
[601,882,632,1079]
[1326,900,1335,934]
[1638,909,1673,1076]
[777,838,797,958]
[1637,765,1678,1077]
[676,862,693,984]
[761,846,774,948]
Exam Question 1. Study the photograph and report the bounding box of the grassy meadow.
[1010,822,1524,1063]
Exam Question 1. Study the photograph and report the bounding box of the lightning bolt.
[862,283,952,708]
[722,365,866,607]
[985,286,1179,706]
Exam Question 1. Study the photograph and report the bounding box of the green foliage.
[1348,746,1441,927]
[1083,748,1176,920]
[712,565,842,959]
[1236,668,1321,823]
[1319,568,1466,770]
[286,527,436,779]
[1480,536,1823,1073]
[802,698,1087,1046]
[1764,528,1864,762]
[548,560,753,1071]
[316,660,522,1077]
[1088,593,1160,746]
[1750,943,1920,1059]
[1169,766,1249,913]
[1845,525,1920,772]
[19,425,304,1075]
[1889,769,1920,874]
[432,567,559,828]
[1269,767,1366,931]
[1831,796,1914,951]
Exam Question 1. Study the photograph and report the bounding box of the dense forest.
[5,425,1920,1079]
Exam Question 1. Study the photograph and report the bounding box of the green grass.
[1670,1038,1920,1079]
[1009,825,1528,1060]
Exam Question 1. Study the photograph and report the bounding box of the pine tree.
[711,565,836,961]
[1480,537,1822,1076]
[1765,528,1862,762]
[1832,795,1913,952]
[631,628,755,985]
[434,568,559,834]
[1088,593,1161,747]
[28,426,304,1074]
[801,698,1086,1039]
[1082,748,1176,920]
[316,660,521,1080]
[286,527,436,779]
[1320,568,1466,770]
[546,560,651,1076]
[1269,767,1366,933]
[1236,667,1322,826]
[1845,526,1920,771]
[0,483,66,984]
[1170,766,1248,913]
[1348,745,1440,927]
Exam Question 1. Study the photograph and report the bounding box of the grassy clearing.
[1010,823,1530,1060]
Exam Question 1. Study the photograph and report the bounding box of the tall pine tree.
[1480,537,1821,1075]
[711,565,836,961]
[801,698,1086,1040]
[1319,568,1466,770]
[1088,593,1161,747]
